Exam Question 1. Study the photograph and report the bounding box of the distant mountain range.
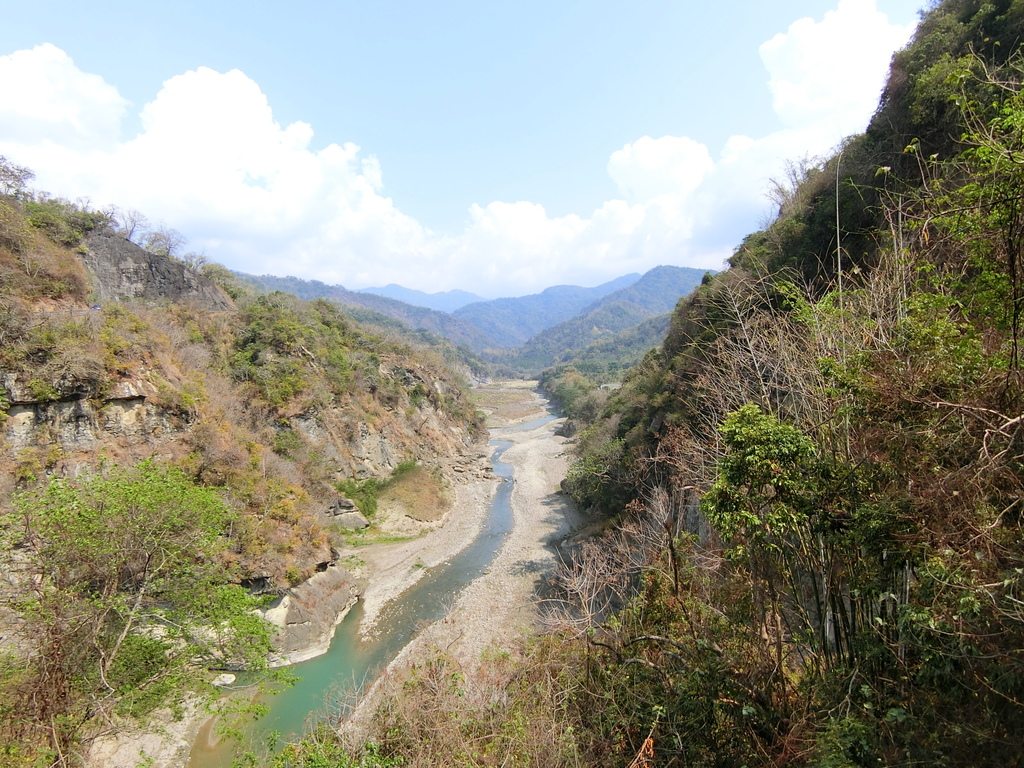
[453,274,641,348]
[357,284,484,313]
[232,273,495,350]
[499,265,710,372]
[233,266,711,372]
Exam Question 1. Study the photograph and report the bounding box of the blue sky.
[0,1,923,297]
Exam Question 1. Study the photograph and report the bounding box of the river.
[188,390,565,767]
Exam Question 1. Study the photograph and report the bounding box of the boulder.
[332,511,370,529]
[261,565,360,665]
[328,496,358,514]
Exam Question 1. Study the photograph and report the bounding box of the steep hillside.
[0,183,486,762]
[503,265,707,372]
[453,273,641,348]
[0,198,485,582]
[538,2,1024,765]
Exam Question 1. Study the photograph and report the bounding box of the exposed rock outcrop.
[81,234,233,311]
[260,565,361,665]
[4,391,178,452]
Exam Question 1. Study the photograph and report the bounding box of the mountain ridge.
[453,273,642,348]
[233,272,499,351]
[356,283,485,313]
[500,265,709,372]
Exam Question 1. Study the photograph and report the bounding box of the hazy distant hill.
[454,273,641,348]
[357,283,484,313]
[501,265,709,372]
[234,273,498,351]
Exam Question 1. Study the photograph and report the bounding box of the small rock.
[327,496,358,514]
[212,673,236,687]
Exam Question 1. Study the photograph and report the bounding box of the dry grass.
[470,381,543,426]
[344,640,584,768]
[378,465,451,523]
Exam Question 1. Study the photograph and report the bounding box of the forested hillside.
[500,264,708,372]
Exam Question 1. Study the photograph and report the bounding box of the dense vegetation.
[2,461,274,763]
[550,1,1024,763]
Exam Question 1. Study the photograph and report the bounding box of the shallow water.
[188,439,516,766]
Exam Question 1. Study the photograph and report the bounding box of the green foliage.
[23,195,107,247]
[272,426,303,457]
[1,460,273,759]
[336,476,382,517]
[703,404,816,548]
[336,461,420,519]
[269,729,402,768]
[564,435,626,512]
[230,293,376,407]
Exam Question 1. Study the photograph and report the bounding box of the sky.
[0,0,924,298]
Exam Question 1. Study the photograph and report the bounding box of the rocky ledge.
[260,565,361,666]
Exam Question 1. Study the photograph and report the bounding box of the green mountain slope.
[502,265,707,372]
[453,273,641,348]
[545,312,672,379]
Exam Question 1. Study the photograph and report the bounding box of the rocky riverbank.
[346,381,581,728]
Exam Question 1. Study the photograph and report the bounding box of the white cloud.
[689,0,916,247]
[761,0,915,135]
[608,135,714,203]
[0,44,128,150]
[0,2,916,297]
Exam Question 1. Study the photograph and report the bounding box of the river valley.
[91,381,577,768]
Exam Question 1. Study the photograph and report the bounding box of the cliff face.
[81,233,233,311]
[3,365,475,484]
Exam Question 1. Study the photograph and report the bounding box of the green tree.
[1,460,273,764]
